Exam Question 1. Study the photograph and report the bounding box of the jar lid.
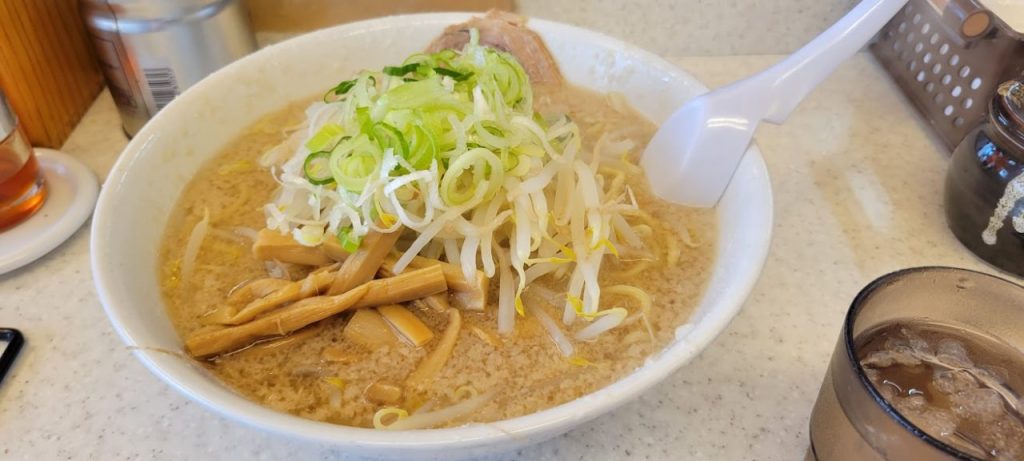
[997,80,1024,129]
[0,90,15,141]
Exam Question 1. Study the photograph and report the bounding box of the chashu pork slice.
[427,10,563,86]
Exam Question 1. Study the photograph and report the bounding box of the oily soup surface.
[160,85,717,428]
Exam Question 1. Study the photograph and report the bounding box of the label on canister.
[138,61,180,112]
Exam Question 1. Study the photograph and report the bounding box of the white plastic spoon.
[641,0,909,208]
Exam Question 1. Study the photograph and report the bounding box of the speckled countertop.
[1,51,1021,460]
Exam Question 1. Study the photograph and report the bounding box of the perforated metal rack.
[871,0,1024,150]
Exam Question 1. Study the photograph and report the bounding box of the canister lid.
[997,80,1024,129]
[0,90,16,141]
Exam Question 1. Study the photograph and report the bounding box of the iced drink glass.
[808,267,1024,460]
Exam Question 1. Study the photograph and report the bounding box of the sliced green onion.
[378,79,471,114]
[371,122,409,158]
[440,148,503,206]
[337,227,362,253]
[404,123,437,170]
[514,143,545,158]
[336,153,379,191]
[474,120,515,149]
[434,67,473,81]
[383,63,421,76]
[433,49,457,63]
[303,151,334,185]
[305,123,345,152]
[401,52,433,66]
[324,78,357,102]
[508,155,531,176]
[468,50,532,111]
[329,135,383,192]
[532,111,548,128]
[499,147,520,172]
[355,107,374,133]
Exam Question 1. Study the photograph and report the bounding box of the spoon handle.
[757,0,909,123]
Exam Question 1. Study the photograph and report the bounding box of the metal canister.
[81,0,257,137]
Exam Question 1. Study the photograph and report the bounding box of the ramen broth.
[159,84,716,428]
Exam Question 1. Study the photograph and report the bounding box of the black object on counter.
[945,80,1024,277]
[0,328,24,386]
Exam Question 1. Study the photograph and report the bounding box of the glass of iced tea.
[0,91,46,230]
[808,267,1024,460]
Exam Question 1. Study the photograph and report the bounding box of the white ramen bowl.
[91,13,773,460]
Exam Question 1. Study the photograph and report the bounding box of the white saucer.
[0,148,99,275]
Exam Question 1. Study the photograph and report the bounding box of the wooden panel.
[246,0,514,32]
[0,0,104,148]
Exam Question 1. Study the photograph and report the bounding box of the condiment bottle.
[0,90,47,230]
[944,79,1024,277]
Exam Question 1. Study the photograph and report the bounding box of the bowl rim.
[91,12,774,451]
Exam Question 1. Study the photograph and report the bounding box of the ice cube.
[903,328,934,356]
[951,388,1005,422]
[932,369,978,395]
[981,417,1024,461]
[978,365,1009,385]
[903,406,959,438]
[884,336,908,351]
[936,338,973,368]
[861,348,922,368]
[901,394,929,411]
